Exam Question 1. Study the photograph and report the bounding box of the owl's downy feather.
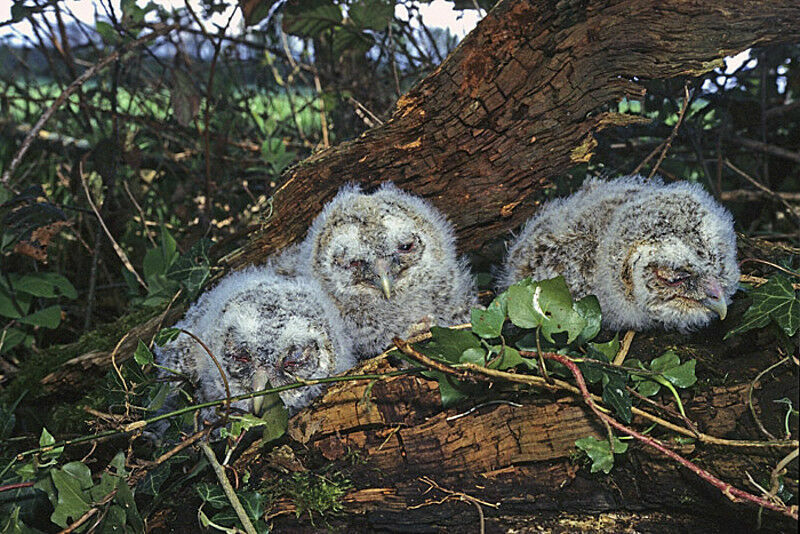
[155,266,354,423]
[280,183,476,357]
[500,175,739,331]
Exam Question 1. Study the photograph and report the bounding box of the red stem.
[539,352,798,521]
[0,481,34,493]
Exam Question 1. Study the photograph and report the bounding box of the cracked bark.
[225,0,800,269]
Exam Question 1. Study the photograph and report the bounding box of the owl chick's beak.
[251,369,269,415]
[373,258,393,300]
[702,279,727,321]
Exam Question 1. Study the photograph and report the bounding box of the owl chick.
[155,266,354,423]
[281,183,476,358]
[499,175,739,331]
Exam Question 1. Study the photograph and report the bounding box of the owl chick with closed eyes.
[156,267,354,424]
[499,175,739,332]
[283,183,476,358]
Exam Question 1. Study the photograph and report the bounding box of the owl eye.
[282,346,309,372]
[397,241,415,253]
[348,259,365,269]
[230,348,251,363]
[657,269,691,287]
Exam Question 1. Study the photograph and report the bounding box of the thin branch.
[79,161,147,289]
[1,23,178,185]
[200,442,258,534]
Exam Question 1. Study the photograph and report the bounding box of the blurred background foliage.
[0,0,797,391]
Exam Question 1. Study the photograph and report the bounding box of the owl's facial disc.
[650,265,727,320]
[334,233,423,300]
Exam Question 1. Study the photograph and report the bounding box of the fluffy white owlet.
[155,266,354,422]
[499,175,740,332]
[277,183,476,358]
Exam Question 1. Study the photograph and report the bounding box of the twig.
[740,274,800,290]
[748,357,791,441]
[176,328,232,424]
[725,159,800,225]
[647,84,692,179]
[541,351,798,520]
[79,161,147,288]
[0,23,177,185]
[446,400,522,421]
[739,258,800,280]
[200,442,258,534]
[57,488,117,534]
[612,330,635,366]
[393,339,798,451]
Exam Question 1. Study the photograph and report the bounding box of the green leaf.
[459,347,487,365]
[39,427,63,461]
[506,282,542,329]
[0,327,30,354]
[575,435,629,474]
[238,490,266,522]
[635,379,661,397]
[419,326,481,363]
[259,392,289,443]
[649,351,680,373]
[10,273,77,299]
[725,275,800,339]
[196,483,228,509]
[587,334,620,363]
[349,0,393,30]
[662,359,697,388]
[167,238,212,299]
[94,20,119,44]
[155,327,181,346]
[431,372,470,407]
[533,277,587,344]
[488,346,525,370]
[283,0,342,37]
[470,296,505,339]
[18,305,61,328]
[134,340,154,366]
[146,382,170,412]
[601,370,631,423]
[0,287,22,319]
[49,463,92,527]
[574,294,602,343]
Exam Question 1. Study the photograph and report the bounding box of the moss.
[1,306,163,403]
[264,471,352,525]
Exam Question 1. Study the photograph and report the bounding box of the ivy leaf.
[587,334,620,363]
[134,340,154,366]
[196,483,228,509]
[155,327,181,346]
[419,326,481,363]
[601,370,631,423]
[39,427,63,461]
[167,238,212,299]
[470,293,506,339]
[258,392,289,443]
[487,346,525,371]
[661,359,697,388]
[459,347,487,365]
[506,281,542,329]
[573,294,602,343]
[49,463,93,528]
[575,435,629,474]
[725,275,800,339]
[534,277,587,344]
[239,490,266,522]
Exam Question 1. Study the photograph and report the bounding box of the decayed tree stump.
[232,328,797,532]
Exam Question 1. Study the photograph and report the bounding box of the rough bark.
[227,0,800,269]
[232,329,797,533]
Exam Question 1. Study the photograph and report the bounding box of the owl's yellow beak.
[702,280,727,321]
[373,258,393,300]
[251,369,269,415]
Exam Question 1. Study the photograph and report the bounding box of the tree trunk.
[226,0,800,269]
